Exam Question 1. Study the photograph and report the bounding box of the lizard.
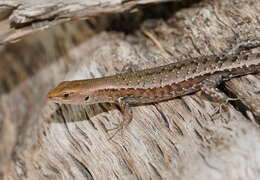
[47,41,260,137]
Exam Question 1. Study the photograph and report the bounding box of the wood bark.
[0,0,178,45]
[0,0,260,179]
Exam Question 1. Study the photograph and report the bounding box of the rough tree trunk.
[0,0,260,179]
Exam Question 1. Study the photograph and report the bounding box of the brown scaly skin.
[47,44,260,138]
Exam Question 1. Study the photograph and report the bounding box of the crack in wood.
[69,154,94,179]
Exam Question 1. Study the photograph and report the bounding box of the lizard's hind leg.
[201,85,238,115]
[200,75,239,116]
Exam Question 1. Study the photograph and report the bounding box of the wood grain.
[0,0,260,179]
[0,0,179,45]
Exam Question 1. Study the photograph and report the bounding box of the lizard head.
[47,80,96,104]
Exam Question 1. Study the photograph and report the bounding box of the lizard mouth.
[46,93,61,102]
[47,95,74,104]
[47,95,58,102]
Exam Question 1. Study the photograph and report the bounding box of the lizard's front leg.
[107,97,133,140]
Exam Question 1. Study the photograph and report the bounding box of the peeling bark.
[0,0,179,44]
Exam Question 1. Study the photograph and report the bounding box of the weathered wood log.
[0,0,260,179]
[0,0,179,45]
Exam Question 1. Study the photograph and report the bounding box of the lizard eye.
[63,93,69,98]
[84,96,89,101]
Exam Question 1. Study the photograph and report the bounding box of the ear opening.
[84,96,89,101]
[63,93,69,98]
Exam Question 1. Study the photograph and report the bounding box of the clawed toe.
[107,123,121,131]
[225,97,239,103]
[211,97,239,117]
[211,103,227,117]
[107,122,125,140]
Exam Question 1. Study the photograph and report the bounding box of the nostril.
[47,94,53,100]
